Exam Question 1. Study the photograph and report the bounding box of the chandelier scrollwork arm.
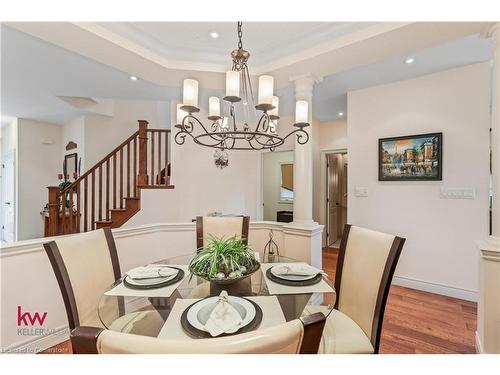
[173,21,311,169]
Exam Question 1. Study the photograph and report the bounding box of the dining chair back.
[43,228,121,330]
[70,312,326,354]
[334,224,405,353]
[196,216,250,248]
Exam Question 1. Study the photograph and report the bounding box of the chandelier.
[174,22,310,168]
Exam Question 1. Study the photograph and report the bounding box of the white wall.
[1,120,18,242]
[84,99,170,167]
[318,119,347,151]
[262,150,294,221]
[348,62,491,300]
[17,119,62,241]
[126,136,261,224]
[61,116,85,173]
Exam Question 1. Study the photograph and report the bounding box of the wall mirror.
[64,153,78,180]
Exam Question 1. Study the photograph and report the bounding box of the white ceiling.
[98,22,375,66]
[313,33,492,121]
[0,23,493,127]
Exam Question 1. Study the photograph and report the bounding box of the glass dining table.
[98,253,336,338]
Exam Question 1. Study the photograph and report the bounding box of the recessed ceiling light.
[404,57,415,64]
[338,112,344,116]
[209,31,219,39]
[130,75,138,81]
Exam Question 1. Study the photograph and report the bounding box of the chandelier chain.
[237,21,243,49]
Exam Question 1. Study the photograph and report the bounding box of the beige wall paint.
[348,62,491,300]
[1,120,19,241]
[17,119,62,240]
[61,116,85,173]
[319,119,348,151]
[84,99,169,168]
[262,150,294,221]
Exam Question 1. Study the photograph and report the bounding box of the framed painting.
[378,132,442,181]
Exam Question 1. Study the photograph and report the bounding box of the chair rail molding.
[475,237,500,354]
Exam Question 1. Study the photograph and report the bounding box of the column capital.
[290,73,323,100]
[487,22,500,38]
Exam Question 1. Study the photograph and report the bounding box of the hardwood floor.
[42,247,478,354]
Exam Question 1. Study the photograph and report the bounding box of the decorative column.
[290,74,318,226]
[476,23,500,354]
[282,74,324,270]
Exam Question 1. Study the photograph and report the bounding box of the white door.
[2,151,15,243]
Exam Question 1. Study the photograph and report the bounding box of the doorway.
[1,150,16,243]
[262,150,294,222]
[326,152,347,248]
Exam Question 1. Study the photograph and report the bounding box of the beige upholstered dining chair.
[70,312,326,354]
[196,215,250,248]
[307,224,405,354]
[43,228,162,349]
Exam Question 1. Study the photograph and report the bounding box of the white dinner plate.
[186,296,256,332]
[270,265,318,281]
[124,270,178,286]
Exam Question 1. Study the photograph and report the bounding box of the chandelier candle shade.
[182,79,199,111]
[174,22,310,169]
[208,97,221,120]
[225,71,240,101]
[295,100,309,126]
[176,104,188,125]
[269,96,279,119]
[257,75,274,107]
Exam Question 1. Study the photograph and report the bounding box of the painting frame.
[378,132,443,181]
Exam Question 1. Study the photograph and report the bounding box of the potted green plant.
[189,235,260,284]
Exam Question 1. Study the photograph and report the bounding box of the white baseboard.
[2,325,69,354]
[393,275,478,302]
[475,331,483,354]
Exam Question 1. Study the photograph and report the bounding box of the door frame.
[1,149,17,243]
[320,148,347,247]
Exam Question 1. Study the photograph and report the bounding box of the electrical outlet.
[354,187,368,197]
[439,188,475,200]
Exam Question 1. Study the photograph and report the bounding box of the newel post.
[47,186,60,237]
[137,120,149,186]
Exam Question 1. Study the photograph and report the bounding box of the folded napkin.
[126,266,178,280]
[204,291,243,337]
[271,264,325,277]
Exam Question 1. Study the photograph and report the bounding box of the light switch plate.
[439,188,475,200]
[354,187,368,197]
[40,138,53,145]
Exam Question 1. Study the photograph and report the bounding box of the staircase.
[45,120,173,237]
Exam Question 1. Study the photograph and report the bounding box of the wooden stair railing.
[45,120,173,237]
